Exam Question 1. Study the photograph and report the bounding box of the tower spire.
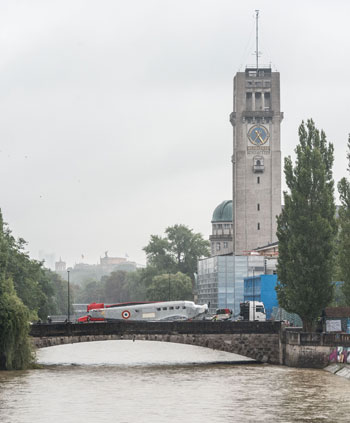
[255,9,259,72]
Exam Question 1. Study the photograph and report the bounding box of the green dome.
[211,200,232,223]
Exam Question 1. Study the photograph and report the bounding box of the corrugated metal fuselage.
[89,301,208,321]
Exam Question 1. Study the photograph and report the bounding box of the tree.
[0,211,32,370]
[125,268,149,301]
[337,135,350,305]
[146,272,193,301]
[0,277,33,370]
[44,269,70,315]
[0,211,58,320]
[276,120,337,331]
[73,280,104,304]
[143,224,210,280]
[103,270,129,303]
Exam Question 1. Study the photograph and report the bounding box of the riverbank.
[324,363,350,381]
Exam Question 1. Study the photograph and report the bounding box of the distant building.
[100,251,127,269]
[209,200,233,256]
[197,253,265,316]
[39,250,56,270]
[55,252,138,284]
[55,257,66,272]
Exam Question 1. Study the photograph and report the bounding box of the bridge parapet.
[30,320,282,338]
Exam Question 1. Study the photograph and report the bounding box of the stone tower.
[230,66,283,254]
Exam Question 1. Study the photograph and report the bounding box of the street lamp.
[253,267,255,321]
[168,273,171,301]
[67,270,70,323]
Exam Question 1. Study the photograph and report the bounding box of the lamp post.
[67,270,70,323]
[253,267,255,322]
[168,273,171,301]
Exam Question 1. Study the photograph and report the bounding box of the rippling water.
[0,340,350,422]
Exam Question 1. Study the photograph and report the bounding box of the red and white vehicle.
[77,300,208,322]
[211,308,233,321]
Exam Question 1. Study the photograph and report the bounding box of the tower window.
[264,92,271,110]
[255,92,262,110]
[253,156,264,173]
[257,176,260,184]
[223,242,228,249]
[257,203,260,211]
[257,223,260,230]
[246,92,252,111]
[216,242,221,251]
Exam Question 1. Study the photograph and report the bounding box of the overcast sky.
[0,0,349,268]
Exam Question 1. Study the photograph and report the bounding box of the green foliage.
[146,272,193,302]
[0,210,64,320]
[73,270,133,303]
[73,280,104,304]
[124,268,148,301]
[0,277,33,370]
[0,214,33,370]
[276,120,337,331]
[0,209,74,369]
[337,135,350,305]
[103,270,129,303]
[44,269,70,315]
[143,224,210,280]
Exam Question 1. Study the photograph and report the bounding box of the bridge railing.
[285,331,350,347]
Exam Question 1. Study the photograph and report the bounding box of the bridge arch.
[30,321,283,364]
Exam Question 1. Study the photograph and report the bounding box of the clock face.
[247,125,270,146]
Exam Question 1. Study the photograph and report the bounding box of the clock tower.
[229,65,283,254]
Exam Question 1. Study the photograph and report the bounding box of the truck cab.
[239,301,266,321]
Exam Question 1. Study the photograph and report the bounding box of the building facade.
[197,254,264,315]
[230,66,283,254]
[209,200,233,256]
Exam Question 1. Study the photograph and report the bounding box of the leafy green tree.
[0,211,58,320]
[73,280,104,304]
[146,272,193,301]
[0,211,32,370]
[125,268,149,301]
[0,277,33,370]
[103,270,129,303]
[143,224,210,281]
[44,269,70,315]
[337,135,350,305]
[276,120,337,331]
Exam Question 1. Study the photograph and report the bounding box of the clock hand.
[254,129,264,143]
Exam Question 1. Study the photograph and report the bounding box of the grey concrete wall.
[284,344,333,368]
[284,331,350,368]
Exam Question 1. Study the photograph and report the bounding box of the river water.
[0,340,350,422]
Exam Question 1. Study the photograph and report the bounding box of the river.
[0,340,350,422]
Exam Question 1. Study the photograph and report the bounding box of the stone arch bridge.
[30,320,283,365]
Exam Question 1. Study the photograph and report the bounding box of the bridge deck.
[30,320,282,338]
